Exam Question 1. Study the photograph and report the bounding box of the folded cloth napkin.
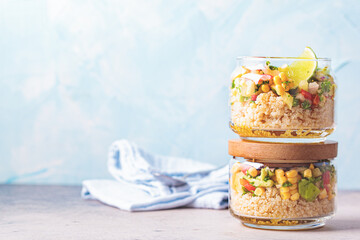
[81,140,229,211]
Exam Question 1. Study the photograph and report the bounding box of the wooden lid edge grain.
[228,139,338,160]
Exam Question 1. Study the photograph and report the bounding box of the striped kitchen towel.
[82,140,228,211]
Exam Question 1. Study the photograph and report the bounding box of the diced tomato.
[301,89,312,101]
[240,164,252,175]
[251,94,258,101]
[323,171,331,192]
[323,171,330,185]
[240,178,256,192]
[260,74,273,81]
[313,95,320,105]
[258,74,273,85]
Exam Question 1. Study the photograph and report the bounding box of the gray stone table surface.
[1,185,360,240]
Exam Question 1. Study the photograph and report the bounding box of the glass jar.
[228,139,338,230]
[229,56,336,143]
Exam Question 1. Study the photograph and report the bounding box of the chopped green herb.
[301,101,311,110]
[307,176,321,184]
[231,80,235,89]
[263,175,270,182]
[269,65,278,70]
[242,186,249,195]
[315,176,322,183]
[282,181,293,187]
[331,165,336,175]
[320,80,332,94]
[239,96,250,102]
[293,98,300,107]
[266,61,270,66]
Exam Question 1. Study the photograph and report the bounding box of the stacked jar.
[228,48,337,230]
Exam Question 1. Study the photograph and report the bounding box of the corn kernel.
[289,183,297,190]
[250,102,256,108]
[275,85,285,95]
[304,169,312,178]
[279,72,287,81]
[278,176,287,185]
[290,193,300,201]
[313,168,322,177]
[328,191,335,200]
[318,189,327,200]
[248,167,258,177]
[288,177,298,184]
[279,64,289,72]
[254,187,265,196]
[275,169,285,177]
[274,76,282,85]
[285,170,298,178]
[281,192,290,200]
[261,84,270,93]
[280,187,290,193]
[290,189,298,195]
[309,164,315,170]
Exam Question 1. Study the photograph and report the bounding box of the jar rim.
[236,56,331,61]
[232,156,334,164]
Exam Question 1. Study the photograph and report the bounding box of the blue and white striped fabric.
[81,140,229,211]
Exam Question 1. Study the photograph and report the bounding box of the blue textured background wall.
[0,0,359,189]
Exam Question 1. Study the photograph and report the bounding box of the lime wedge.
[287,47,317,86]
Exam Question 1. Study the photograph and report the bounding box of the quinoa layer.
[230,92,334,130]
[230,188,335,219]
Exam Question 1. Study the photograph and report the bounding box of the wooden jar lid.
[229,139,338,161]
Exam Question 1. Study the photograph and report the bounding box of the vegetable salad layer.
[230,47,336,110]
[230,63,336,110]
[231,161,336,202]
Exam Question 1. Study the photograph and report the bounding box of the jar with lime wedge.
[229,47,336,142]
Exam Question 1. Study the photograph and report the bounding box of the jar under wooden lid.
[228,139,338,162]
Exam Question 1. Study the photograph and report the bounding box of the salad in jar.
[230,47,336,141]
[229,159,336,227]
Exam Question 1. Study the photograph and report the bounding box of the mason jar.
[229,56,336,143]
[228,139,338,230]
